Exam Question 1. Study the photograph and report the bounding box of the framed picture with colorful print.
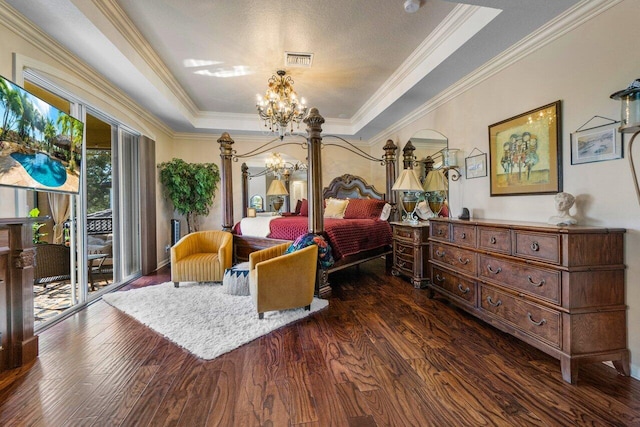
[488,100,562,196]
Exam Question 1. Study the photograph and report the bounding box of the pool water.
[10,152,67,187]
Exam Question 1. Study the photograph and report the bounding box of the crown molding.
[371,0,623,145]
[0,1,174,138]
[349,3,501,133]
[91,0,200,117]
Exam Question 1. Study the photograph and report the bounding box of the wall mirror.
[403,129,449,216]
[247,153,307,213]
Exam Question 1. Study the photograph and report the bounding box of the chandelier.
[265,152,307,178]
[256,70,308,139]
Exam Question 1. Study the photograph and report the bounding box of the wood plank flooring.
[1,259,639,426]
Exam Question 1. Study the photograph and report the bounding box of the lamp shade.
[266,179,289,196]
[392,169,423,191]
[611,79,640,133]
[423,169,448,192]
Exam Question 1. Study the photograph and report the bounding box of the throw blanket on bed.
[239,216,392,260]
[239,215,280,238]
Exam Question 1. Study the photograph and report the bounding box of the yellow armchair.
[249,242,318,319]
[171,230,233,287]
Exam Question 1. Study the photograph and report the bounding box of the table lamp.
[266,179,289,214]
[423,169,448,215]
[392,169,424,224]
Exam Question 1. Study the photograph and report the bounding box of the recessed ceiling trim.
[349,4,502,134]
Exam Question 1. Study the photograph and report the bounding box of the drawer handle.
[527,276,545,287]
[530,241,540,251]
[397,260,406,268]
[397,246,406,254]
[527,313,547,326]
[487,265,502,274]
[435,250,445,257]
[457,284,470,294]
[489,236,497,244]
[437,229,444,235]
[435,274,445,282]
[457,257,470,265]
[461,232,466,239]
[487,296,502,307]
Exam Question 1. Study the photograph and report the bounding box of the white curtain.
[47,193,71,244]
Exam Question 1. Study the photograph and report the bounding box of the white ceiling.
[5,0,581,141]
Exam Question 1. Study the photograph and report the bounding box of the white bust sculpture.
[548,192,577,225]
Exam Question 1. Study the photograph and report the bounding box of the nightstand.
[390,221,430,288]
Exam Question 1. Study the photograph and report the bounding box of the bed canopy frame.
[218,108,399,297]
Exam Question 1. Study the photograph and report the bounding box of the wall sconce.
[611,78,640,204]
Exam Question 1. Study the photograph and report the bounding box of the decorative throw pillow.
[416,201,434,220]
[343,198,387,219]
[299,199,309,216]
[285,233,335,269]
[324,198,349,218]
[294,199,302,215]
[380,203,392,221]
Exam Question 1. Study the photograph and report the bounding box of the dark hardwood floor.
[1,259,639,426]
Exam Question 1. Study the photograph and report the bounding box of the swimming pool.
[10,152,67,187]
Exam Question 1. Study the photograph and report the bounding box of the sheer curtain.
[47,193,70,244]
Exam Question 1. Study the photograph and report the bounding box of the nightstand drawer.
[478,226,511,254]
[480,285,561,348]
[430,243,477,275]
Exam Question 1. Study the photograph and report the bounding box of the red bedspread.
[238,216,392,260]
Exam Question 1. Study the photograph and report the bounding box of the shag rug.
[102,282,329,360]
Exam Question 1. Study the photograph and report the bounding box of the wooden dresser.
[427,217,629,384]
[391,221,430,288]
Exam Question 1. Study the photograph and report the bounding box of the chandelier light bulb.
[256,70,308,139]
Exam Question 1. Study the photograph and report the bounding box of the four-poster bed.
[218,108,398,297]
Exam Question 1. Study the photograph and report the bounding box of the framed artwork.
[465,153,487,179]
[571,121,622,165]
[488,100,562,196]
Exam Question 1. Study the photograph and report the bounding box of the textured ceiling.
[5,0,582,140]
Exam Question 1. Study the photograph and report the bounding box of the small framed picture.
[570,122,623,165]
[465,153,487,179]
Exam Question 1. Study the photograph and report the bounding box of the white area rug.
[102,282,329,360]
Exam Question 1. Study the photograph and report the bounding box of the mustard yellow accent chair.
[171,230,233,287]
[249,242,318,319]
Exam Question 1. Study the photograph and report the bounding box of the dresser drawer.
[394,251,414,274]
[478,226,511,254]
[431,243,477,275]
[430,221,450,241]
[478,254,561,304]
[479,285,561,348]
[514,231,560,264]
[431,267,476,306]
[452,223,476,247]
[394,225,428,244]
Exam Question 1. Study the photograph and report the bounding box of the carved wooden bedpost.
[304,107,325,235]
[218,132,235,231]
[383,139,399,222]
[241,163,249,218]
[402,140,416,169]
[304,108,331,298]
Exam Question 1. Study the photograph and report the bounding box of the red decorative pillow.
[299,199,309,216]
[344,198,387,219]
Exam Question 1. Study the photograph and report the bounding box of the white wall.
[375,0,640,378]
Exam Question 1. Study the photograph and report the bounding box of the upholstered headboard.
[322,174,385,200]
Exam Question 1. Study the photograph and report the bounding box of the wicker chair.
[170,230,233,287]
[34,243,71,287]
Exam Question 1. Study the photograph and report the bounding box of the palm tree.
[57,112,81,171]
[43,118,56,153]
[17,90,34,143]
[0,83,22,142]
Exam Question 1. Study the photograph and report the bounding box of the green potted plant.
[158,158,221,233]
[29,207,47,244]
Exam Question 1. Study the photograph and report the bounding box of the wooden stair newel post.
[218,132,235,231]
[304,108,331,298]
